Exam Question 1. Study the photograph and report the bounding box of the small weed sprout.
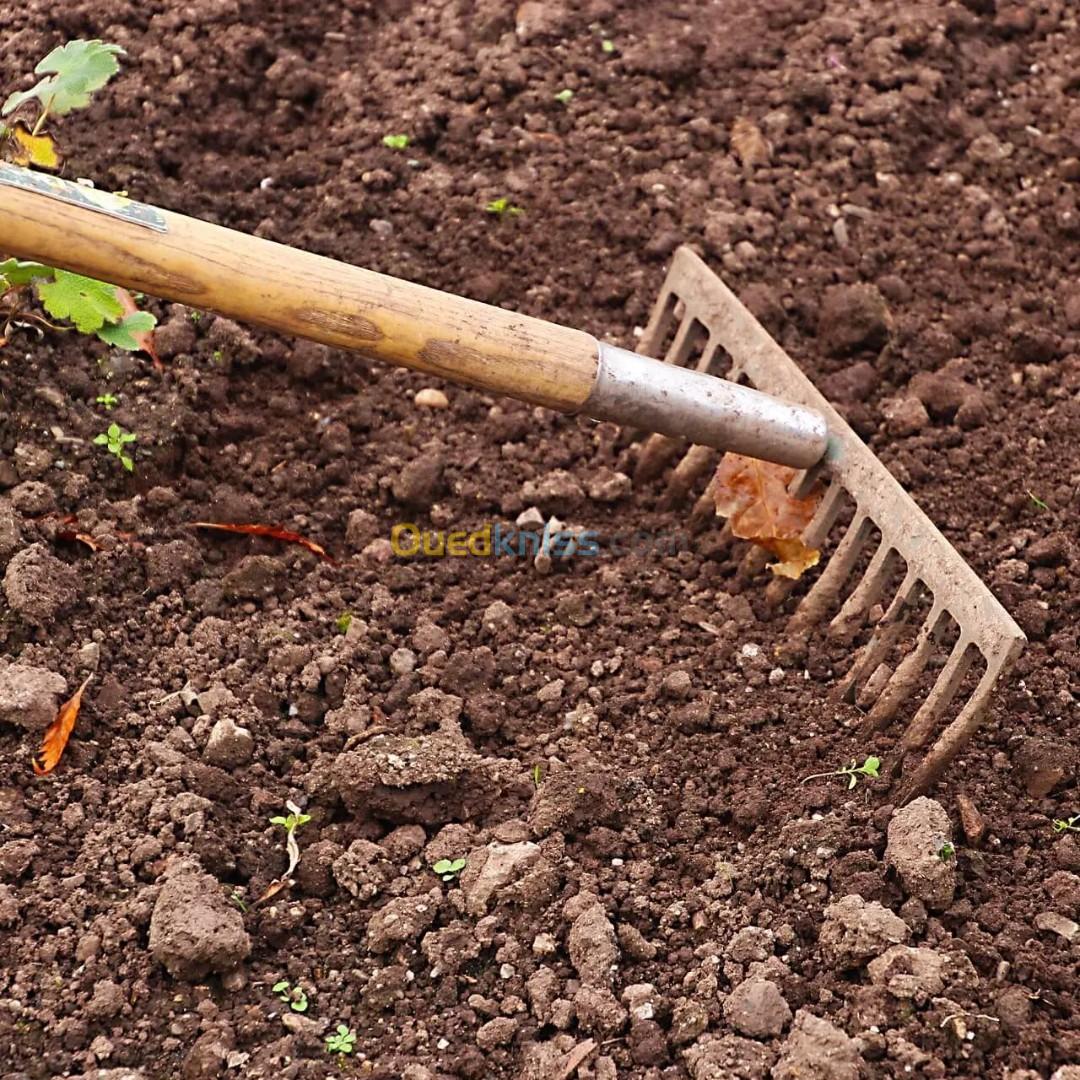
[485,197,523,218]
[326,1024,357,1056]
[272,980,309,1013]
[228,889,248,913]
[801,755,881,789]
[532,763,543,789]
[936,840,956,862]
[601,38,616,54]
[554,89,574,104]
[1027,491,1049,510]
[1052,815,1079,834]
[382,133,410,150]
[95,392,118,410]
[93,422,136,472]
[270,800,311,882]
[335,612,353,634]
[432,857,466,882]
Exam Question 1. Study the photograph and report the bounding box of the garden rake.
[0,164,1025,800]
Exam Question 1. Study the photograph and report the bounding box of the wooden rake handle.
[0,166,829,468]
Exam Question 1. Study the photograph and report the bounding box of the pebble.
[203,717,254,769]
[389,647,417,676]
[0,663,67,732]
[415,388,449,409]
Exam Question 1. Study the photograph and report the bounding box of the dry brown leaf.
[558,1039,597,1080]
[712,452,823,578]
[33,674,92,776]
[190,522,334,562]
[731,116,771,170]
[5,122,61,170]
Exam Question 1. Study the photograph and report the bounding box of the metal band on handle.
[583,343,830,470]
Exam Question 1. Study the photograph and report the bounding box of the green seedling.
[601,38,616,54]
[1,47,157,353]
[432,857,466,882]
[382,133,410,150]
[554,89,574,105]
[93,422,136,472]
[532,763,543,789]
[95,393,118,410]
[228,889,248,913]
[335,612,353,634]
[1052,816,1080,834]
[272,980,309,1013]
[937,840,956,862]
[485,197,523,218]
[326,1025,357,1056]
[801,755,882,789]
[3,39,124,135]
[1027,491,1048,510]
[270,800,311,883]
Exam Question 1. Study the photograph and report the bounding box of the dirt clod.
[0,662,67,732]
[148,867,251,981]
[886,798,957,910]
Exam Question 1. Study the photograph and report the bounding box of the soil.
[1,1,1079,1079]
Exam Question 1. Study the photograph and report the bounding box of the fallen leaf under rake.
[190,521,334,562]
[33,674,92,776]
[711,452,823,579]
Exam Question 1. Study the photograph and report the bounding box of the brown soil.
[2,1,1080,1078]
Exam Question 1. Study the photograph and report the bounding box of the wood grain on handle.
[0,183,600,411]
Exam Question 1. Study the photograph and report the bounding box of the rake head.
[634,247,1025,802]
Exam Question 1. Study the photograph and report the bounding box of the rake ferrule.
[585,343,829,470]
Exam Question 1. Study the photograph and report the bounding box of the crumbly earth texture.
[1,1,1079,1078]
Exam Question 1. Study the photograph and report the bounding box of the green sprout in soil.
[326,1025,357,1056]
[485,197,523,218]
[554,89,574,105]
[1,44,157,353]
[228,889,248,913]
[532,763,543,789]
[1027,491,1049,510]
[269,800,311,885]
[272,980,309,1013]
[937,840,956,862]
[3,39,123,135]
[601,38,616,54]
[801,755,882,789]
[335,612,353,634]
[1052,815,1080,834]
[432,857,466,882]
[95,392,118,410]
[382,133,410,150]
[189,311,202,323]
[93,422,136,472]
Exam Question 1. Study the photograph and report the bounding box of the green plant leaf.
[382,133,410,149]
[3,40,125,118]
[554,89,574,104]
[272,980,290,993]
[270,816,287,826]
[0,258,53,289]
[860,756,881,777]
[92,433,108,446]
[37,271,123,333]
[97,310,156,351]
[449,858,466,872]
[432,859,453,874]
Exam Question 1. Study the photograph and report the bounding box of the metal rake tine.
[828,543,897,644]
[837,570,918,700]
[635,433,686,484]
[786,513,872,639]
[893,636,977,760]
[898,650,1021,801]
[663,444,718,507]
[859,602,945,737]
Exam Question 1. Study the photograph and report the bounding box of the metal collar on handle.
[583,343,830,470]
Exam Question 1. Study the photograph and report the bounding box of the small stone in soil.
[885,797,958,910]
[203,717,254,769]
[0,663,67,732]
